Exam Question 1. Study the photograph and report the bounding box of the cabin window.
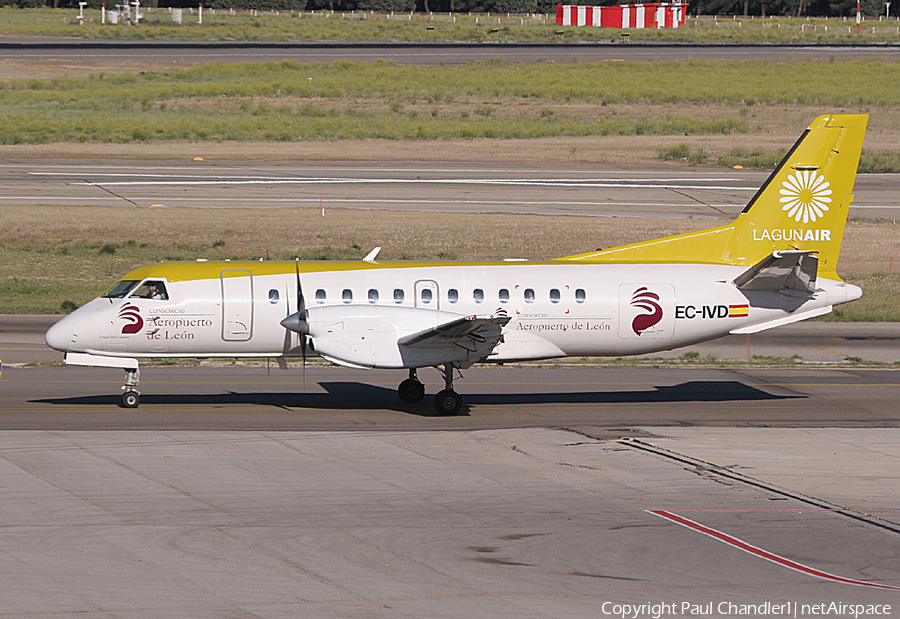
[368,289,379,304]
[550,289,560,304]
[575,288,586,303]
[394,288,405,304]
[524,288,535,303]
[342,289,353,304]
[499,288,509,303]
[448,288,459,304]
[268,289,280,304]
[102,280,139,299]
[473,288,484,304]
[421,289,433,304]
[315,289,326,304]
[132,280,169,301]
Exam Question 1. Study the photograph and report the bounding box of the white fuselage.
[45,261,861,369]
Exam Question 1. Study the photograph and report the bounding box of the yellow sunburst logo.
[780,170,832,223]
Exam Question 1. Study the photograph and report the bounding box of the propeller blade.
[301,329,307,390]
[296,259,307,389]
[296,259,305,321]
[281,261,310,334]
[282,283,292,357]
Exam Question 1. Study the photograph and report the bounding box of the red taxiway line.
[648,509,900,591]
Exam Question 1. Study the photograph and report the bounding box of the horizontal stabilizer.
[733,250,819,294]
[399,315,509,351]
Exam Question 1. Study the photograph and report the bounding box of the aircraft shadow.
[31,380,797,415]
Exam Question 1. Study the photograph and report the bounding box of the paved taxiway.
[1,363,899,614]
[2,363,899,430]
[2,160,899,219]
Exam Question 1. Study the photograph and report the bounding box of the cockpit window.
[131,280,169,301]
[102,280,139,298]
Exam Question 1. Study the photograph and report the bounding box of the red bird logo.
[118,304,143,334]
[630,288,663,335]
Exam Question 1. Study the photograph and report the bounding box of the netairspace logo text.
[599,602,892,619]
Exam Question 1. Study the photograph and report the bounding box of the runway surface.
[3,39,900,64]
[0,37,900,64]
[2,159,899,219]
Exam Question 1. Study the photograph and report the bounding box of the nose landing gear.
[120,367,141,408]
[398,368,426,403]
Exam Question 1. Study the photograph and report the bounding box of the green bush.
[204,0,305,9]
[658,144,692,161]
[357,0,415,10]
[488,0,538,12]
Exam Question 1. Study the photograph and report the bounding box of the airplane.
[45,113,867,414]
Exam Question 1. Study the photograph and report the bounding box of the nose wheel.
[119,367,141,408]
[120,390,140,408]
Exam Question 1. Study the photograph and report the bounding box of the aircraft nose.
[45,315,75,352]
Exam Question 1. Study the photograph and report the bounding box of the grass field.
[2,7,900,44]
[1,59,899,169]
[1,205,897,320]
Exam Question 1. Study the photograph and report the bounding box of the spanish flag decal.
[729,304,749,318]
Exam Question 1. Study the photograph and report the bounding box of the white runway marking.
[18,165,753,178]
[65,177,757,191]
[0,196,740,208]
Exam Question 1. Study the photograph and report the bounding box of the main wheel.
[120,391,140,409]
[398,378,426,404]
[434,389,463,415]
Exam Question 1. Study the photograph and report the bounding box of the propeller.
[280,260,310,386]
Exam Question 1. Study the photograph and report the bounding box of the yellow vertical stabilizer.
[558,114,868,278]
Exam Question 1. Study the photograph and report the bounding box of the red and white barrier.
[556,3,688,29]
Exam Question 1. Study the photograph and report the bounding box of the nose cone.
[45,315,75,352]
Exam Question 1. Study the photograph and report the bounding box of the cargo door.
[221,270,253,341]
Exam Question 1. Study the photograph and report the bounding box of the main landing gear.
[397,365,464,415]
[119,367,141,408]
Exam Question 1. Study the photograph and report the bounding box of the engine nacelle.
[306,304,485,369]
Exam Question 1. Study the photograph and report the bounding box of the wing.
[733,250,819,294]
[398,315,510,352]
[302,305,511,369]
